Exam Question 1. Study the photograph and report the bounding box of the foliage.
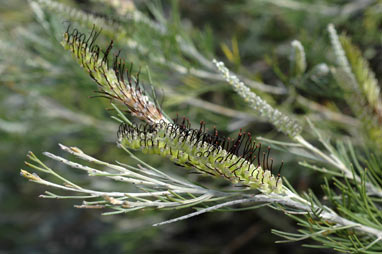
[2,0,382,253]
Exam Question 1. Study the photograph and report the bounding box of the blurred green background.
[1,0,381,253]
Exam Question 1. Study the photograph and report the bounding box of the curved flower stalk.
[213,59,302,137]
[62,26,169,124]
[118,120,284,194]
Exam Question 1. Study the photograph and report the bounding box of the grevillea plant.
[17,1,382,253]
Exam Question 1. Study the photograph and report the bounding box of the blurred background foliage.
[1,0,381,253]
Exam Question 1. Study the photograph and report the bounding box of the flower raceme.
[62,25,169,124]
[118,120,285,194]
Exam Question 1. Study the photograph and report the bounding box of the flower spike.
[62,25,169,124]
[118,120,285,194]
